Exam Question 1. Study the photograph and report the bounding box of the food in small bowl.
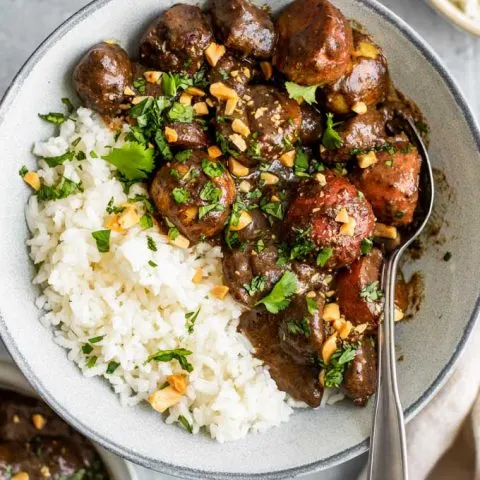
[426,0,480,36]
[19,0,426,442]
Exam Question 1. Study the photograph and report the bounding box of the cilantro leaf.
[287,318,311,337]
[147,235,157,252]
[285,82,319,105]
[320,343,359,388]
[92,230,111,253]
[316,247,333,267]
[168,103,194,123]
[360,281,384,302]
[42,150,75,167]
[322,113,343,150]
[201,159,224,178]
[106,361,120,374]
[178,415,193,433]
[172,187,190,204]
[61,97,75,113]
[200,182,221,202]
[37,177,81,201]
[140,214,153,229]
[185,307,201,334]
[38,112,66,125]
[102,142,155,181]
[361,238,373,255]
[198,203,224,219]
[306,297,318,315]
[256,271,297,314]
[243,275,267,296]
[147,348,193,372]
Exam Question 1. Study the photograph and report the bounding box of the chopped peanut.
[169,233,190,249]
[104,215,125,234]
[228,157,249,177]
[208,146,222,158]
[232,119,251,137]
[186,87,206,97]
[357,151,378,168]
[205,42,226,67]
[32,414,47,430]
[340,217,356,236]
[167,374,188,394]
[179,93,192,105]
[394,306,405,322]
[143,71,162,84]
[13,415,20,424]
[271,195,280,202]
[147,386,183,413]
[239,180,252,193]
[123,86,135,96]
[193,102,209,116]
[206,97,215,108]
[229,211,252,231]
[260,61,273,80]
[164,126,178,143]
[12,473,29,480]
[229,133,247,152]
[322,334,338,363]
[104,39,118,45]
[184,207,199,223]
[339,320,353,339]
[210,82,238,101]
[355,323,368,334]
[330,93,349,114]
[374,223,398,240]
[211,285,229,299]
[260,172,279,185]
[280,150,295,168]
[23,171,41,191]
[352,101,368,115]
[323,303,340,322]
[192,268,204,283]
[40,466,51,478]
[332,319,344,332]
[132,95,152,105]
[354,41,378,59]
[314,173,327,186]
[335,207,350,224]
[225,97,238,115]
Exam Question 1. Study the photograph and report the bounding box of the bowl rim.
[0,0,479,478]
[0,361,139,480]
[424,0,480,37]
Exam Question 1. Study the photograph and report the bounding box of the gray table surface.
[1,0,479,478]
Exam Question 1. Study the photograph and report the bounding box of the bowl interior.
[0,0,479,478]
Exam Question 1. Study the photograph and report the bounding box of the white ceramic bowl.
[0,0,479,478]
[425,0,480,36]
[0,361,138,480]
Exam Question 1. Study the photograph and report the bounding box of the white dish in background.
[0,0,479,478]
[0,361,138,480]
[425,0,480,36]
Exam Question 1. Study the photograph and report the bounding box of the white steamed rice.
[451,0,480,21]
[26,107,298,442]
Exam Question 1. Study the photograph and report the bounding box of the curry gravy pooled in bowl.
[20,0,426,442]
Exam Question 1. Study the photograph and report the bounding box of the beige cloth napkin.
[359,326,480,480]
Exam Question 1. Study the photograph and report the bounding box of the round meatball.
[209,0,276,58]
[352,143,421,226]
[139,4,212,74]
[73,42,133,115]
[222,243,284,308]
[274,0,353,85]
[324,31,389,115]
[150,150,235,242]
[342,338,377,406]
[299,104,324,146]
[278,294,325,365]
[209,53,254,96]
[336,247,384,329]
[286,171,376,268]
[164,122,209,150]
[215,85,302,166]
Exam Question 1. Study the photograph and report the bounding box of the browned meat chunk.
[73,42,132,115]
[278,295,325,365]
[164,121,209,149]
[209,53,254,95]
[324,31,389,114]
[352,144,421,226]
[209,0,276,58]
[286,171,376,268]
[336,248,383,329]
[222,243,284,308]
[299,104,324,146]
[150,150,235,242]
[139,4,213,74]
[215,85,301,166]
[240,310,323,407]
[343,338,377,406]
[274,0,353,85]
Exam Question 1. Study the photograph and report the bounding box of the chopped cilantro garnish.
[360,281,384,302]
[255,239,265,253]
[106,197,125,215]
[178,415,193,433]
[319,343,358,388]
[306,297,319,315]
[102,142,155,181]
[287,318,311,337]
[147,235,157,252]
[92,230,111,253]
[285,82,319,105]
[256,271,297,314]
[133,77,147,94]
[148,260,158,267]
[61,97,75,113]
[260,200,284,221]
[168,103,194,123]
[290,227,314,260]
[106,361,120,374]
[201,159,224,178]
[294,145,310,177]
[443,251,452,262]
[37,177,81,202]
[87,356,98,368]
[140,214,154,229]
[360,238,373,255]
[200,182,221,202]
[322,113,343,150]
[172,187,190,204]
[198,203,224,219]
[41,150,75,167]
[38,112,66,125]
[19,165,28,178]
[185,307,201,334]
[82,344,93,354]
[316,247,333,267]
[175,149,193,163]
[147,348,193,372]
[243,275,267,296]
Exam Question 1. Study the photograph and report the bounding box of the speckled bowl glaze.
[0,361,138,480]
[0,0,479,478]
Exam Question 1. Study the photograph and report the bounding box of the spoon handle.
[366,252,408,480]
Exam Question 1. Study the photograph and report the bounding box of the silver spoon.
[366,116,434,480]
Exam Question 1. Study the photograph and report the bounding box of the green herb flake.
[243,275,267,296]
[148,260,158,267]
[316,247,333,267]
[320,343,358,388]
[322,113,343,150]
[38,112,66,125]
[185,307,201,334]
[178,415,193,433]
[359,280,384,302]
[37,177,82,202]
[106,197,126,215]
[89,335,104,344]
[102,142,155,181]
[90,150,98,158]
[87,356,98,368]
[385,159,394,167]
[168,103,194,123]
[42,150,75,167]
[287,318,311,337]
[255,239,265,253]
[168,227,180,241]
[260,200,284,221]
[147,235,157,252]
[133,77,147,94]
[443,251,452,262]
[172,187,190,204]
[61,97,75,113]
[140,214,154,229]
[92,230,111,253]
[285,82,319,105]
[75,151,86,161]
[201,159,224,178]
[306,297,318,315]
[19,165,28,178]
[106,361,120,374]
[175,149,193,163]
[256,271,297,314]
[198,203,224,219]
[147,348,193,372]
[395,211,405,219]
[360,237,373,255]
[294,145,310,177]
[82,344,93,355]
